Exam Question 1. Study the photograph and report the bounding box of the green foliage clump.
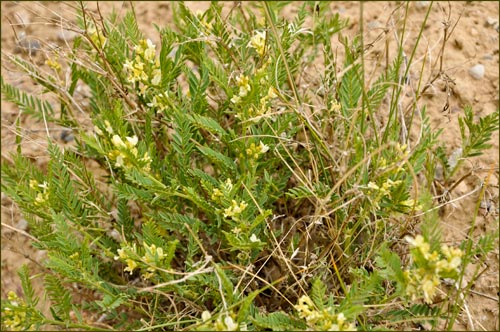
[1,1,498,331]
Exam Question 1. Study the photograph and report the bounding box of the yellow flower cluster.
[195,10,213,33]
[101,132,151,172]
[1,291,32,331]
[142,243,166,279]
[114,242,167,279]
[87,25,106,49]
[366,177,421,212]
[45,56,61,71]
[114,243,138,275]
[404,235,463,304]
[230,73,251,104]
[223,200,248,221]
[146,92,169,112]
[29,179,49,206]
[367,178,401,197]
[108,134,138,168]
[94,121,152,172]
[248,30,267,57]
[245,141,270,160]
[294,295,356,331]
[200,311,240,331]
[123,39,161,92]
[211,178,233,202]
[248,86,278,121]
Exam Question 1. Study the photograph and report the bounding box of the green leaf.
[188,113,229,140]
[374,246,406,291]
[197,145,236,174]
[18,265,38,307]
[214,264,234,304]
[339,63,362,115]
[1,76,55,121]
[96,294,126,312]
[310,278,327,310]
[44,274,72,321]
[459,106,499,158]
[251,311,307,331]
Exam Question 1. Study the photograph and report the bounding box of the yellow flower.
[246,141,270,159]
[331,100,342,112]
[400,199,422,211]
[142,271,155,280]
[124,259,138,274]
[114,153,125,167]
[114,248,127,260]
[223,200,248,220]
[125,135,138,148]
[405,235,430,257]
[249,234,260,242]
[151,68,162,86]
[29,179,39,190]
[45,56,61,71]
[259,141,269,153]
[34,192,49,206]
[224,316,238,331]
[230,95,241,104]
[104,120,114,134]
[267,86,278,99]
[143,39,156,62]
[438,245,463,272]
[143,243,165,263]
[224,178,233,190]
[7,291,18,302]
[211,188,223,201]
[112,135,126,148]
[248,30,267,57]
[88,25,106,48]
[294,295,315,318]
[201,311,212,322]
[421,274,440,304]
[235,73,251,97]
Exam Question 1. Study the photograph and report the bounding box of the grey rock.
[15,32,41,55]
[60,129,74,143]
[468,64,485,80]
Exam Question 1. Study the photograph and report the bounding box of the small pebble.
[57,29,78,42]
[60,129,74,143]
[468,64,485,80]
[486,17,498,27]
[367,20,381,30]
[415,1,430,9]
[454,38,463,50]
[15,218,28,231]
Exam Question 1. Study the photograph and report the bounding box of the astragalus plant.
[1,2,498,331]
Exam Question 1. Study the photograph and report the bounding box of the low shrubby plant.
[1,2,498,330]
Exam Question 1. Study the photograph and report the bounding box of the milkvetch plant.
[1,1,498,331]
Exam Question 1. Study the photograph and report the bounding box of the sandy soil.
[1,1,498,330]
